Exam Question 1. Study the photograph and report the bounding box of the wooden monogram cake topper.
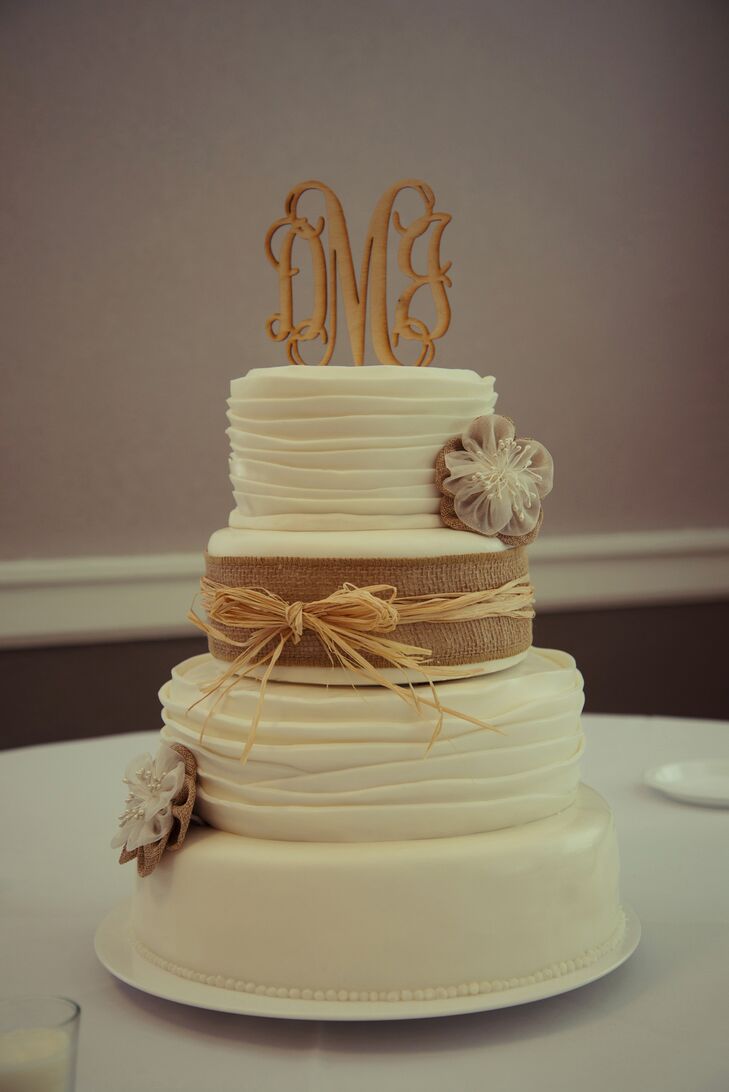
[265,179,452,366]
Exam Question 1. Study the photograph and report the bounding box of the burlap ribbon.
[188,551,535,761]
[203,550,533,667]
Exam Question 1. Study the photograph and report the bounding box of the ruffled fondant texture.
[159,647,584,842]
[227,366,496,530]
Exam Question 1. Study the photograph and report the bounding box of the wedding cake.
[112,181,625,1009]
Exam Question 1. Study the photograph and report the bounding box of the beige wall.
[2,0,728,560]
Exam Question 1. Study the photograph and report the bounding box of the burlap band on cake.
[202,549,532,669]
[187,550,536,759]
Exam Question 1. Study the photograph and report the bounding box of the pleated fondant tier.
[159,647,584,842]
[227,366,496,530]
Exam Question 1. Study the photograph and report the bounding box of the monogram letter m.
[265,179,452,366]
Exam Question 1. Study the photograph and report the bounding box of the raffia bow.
[188,577,535,761]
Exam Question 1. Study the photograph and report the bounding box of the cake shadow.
[319,919,692,1054]
[110,979,315,1049]
[318,956,645,1053]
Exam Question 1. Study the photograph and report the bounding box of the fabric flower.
[113,743,197,877]
[435,415,554,544]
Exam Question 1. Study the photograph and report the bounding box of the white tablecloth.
[2,715,728,1092]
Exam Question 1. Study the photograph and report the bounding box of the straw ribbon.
[188,576,535,762]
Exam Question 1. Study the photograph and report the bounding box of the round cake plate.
[95,901,640,1022]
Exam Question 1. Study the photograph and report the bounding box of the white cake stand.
[95,900,640,1022]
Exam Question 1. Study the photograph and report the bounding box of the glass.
[0,997,80,1092]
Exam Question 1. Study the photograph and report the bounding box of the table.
[2,715,728,1092]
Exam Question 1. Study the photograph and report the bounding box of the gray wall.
[2,0,729,561]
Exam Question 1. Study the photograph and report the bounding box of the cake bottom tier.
[131,784,623,1003]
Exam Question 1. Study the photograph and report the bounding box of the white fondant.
[131,785,621,998]
[238,651,527,686]
[159,648,584,842]
[226,366,496,530]
[206,526,506,558]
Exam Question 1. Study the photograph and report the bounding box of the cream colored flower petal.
[123,752,155,792]
[445,468,490,503]
[524,440,554,498]
[113,814,146,852]
[461,414,514,457]
[500,497,542,536]
[126,805,175,852]
[155,744,186,782]
[141,787,176,821]
[111,827,131,850]
[158,764,185,801]
[443,447,481,484]
[454,485,514,535]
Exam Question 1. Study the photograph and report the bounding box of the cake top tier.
[227,365,496,532]
[230,365,489,398]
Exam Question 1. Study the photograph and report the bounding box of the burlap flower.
[113,743,197,878]
[435,415,553,545]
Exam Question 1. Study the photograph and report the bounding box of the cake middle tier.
[160,647,584,842]
[200,532,531,683]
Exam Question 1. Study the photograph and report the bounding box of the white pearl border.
[132,909,626,1003]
